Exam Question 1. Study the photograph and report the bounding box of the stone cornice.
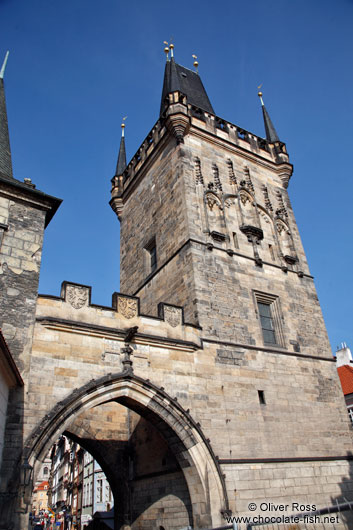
[0,174,61,227]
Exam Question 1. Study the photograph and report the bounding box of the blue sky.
[1,0,352,352]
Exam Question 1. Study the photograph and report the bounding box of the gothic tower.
[110,51,353,524]
[111,53,330,359]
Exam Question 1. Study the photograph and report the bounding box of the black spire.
[0,52,13,178]
[160,53,214,117]
[258,91,280,143]
[115,122,127,176]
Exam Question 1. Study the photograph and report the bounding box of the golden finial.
[169,43,174,58]
[163,41,169,60]
[192,54,199,72]
[121,116,127,137]
[257,84,264,105]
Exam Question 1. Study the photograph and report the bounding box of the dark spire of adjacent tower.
[258,89,280,143]
[0,51,13,178]
[160,45,214,117]
[115,118,127,176]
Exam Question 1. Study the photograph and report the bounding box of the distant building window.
[348,407,353,425]
[97,478,103,503]
[253,291,285,348]
[43,467,49,475]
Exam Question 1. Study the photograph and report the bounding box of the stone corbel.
[276,162,293,189]
[109,193,124,220]
[165,98,190,144]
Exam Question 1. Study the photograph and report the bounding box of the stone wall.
[14,285,352,529]
[0,196,46,370]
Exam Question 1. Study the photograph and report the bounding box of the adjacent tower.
[0,53,61,521]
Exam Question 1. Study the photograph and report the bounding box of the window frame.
[253,291,285,348]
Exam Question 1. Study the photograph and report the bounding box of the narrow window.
[233,232,239,249]
[150,244,157,272]
[258,390,266,405]
[145,238,157,275]
[97,478,103,502]
[258,302,277,345]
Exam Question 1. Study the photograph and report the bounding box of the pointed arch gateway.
[24,372,229,529]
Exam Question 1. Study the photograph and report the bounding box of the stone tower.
[111,55,330,358]
[0,55,61,521]
[109,52,353,525]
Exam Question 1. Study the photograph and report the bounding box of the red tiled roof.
[37,480,49,490]
[337,365,353,395]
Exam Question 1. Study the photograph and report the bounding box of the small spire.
[257,86,280,143]
[0,51,13,177]
[169,43,174,59]
[192,54,199,74]
[115,118,127,176]
[0,51,9,79]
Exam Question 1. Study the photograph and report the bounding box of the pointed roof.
[160,58,214,117]
[0,70,13,178]
[258,92,280,143]
[115,134,126,176]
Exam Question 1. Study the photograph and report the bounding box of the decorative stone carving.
[206,194,220,210]
[212,164,222,191]
[194,157,204,185]
[259,210,270,223]
[224,198,236,208]
[262,185,273,212]
[240,191,251,206]
[276,221,288,235]
[276,191,288,218]
[243,166,254,193]
[117,297,138,319]
[66,285,89,309]
[227,159,237,186]
[240,225,264,243]
[164,305,182,327]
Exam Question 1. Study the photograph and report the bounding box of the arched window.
[43,467,48,475]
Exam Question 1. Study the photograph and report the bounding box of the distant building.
[32,480,49,515]
[336,344,353,424]
[48,436,112,529]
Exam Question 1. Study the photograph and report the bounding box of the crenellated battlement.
[37,281,202,350]
[110,91,291,221]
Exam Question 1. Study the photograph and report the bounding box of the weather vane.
[257,84,264,105]
[192,54,198,73]
[169,36,174,58]
[121,116,127,137]
[163,41,169,60]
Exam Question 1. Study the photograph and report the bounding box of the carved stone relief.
[227,159,237,186]
[164,305,182,327]
[239,191,251,206]
[117,296,138,319]
[194,157,204,185]
[66,285,89,309]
